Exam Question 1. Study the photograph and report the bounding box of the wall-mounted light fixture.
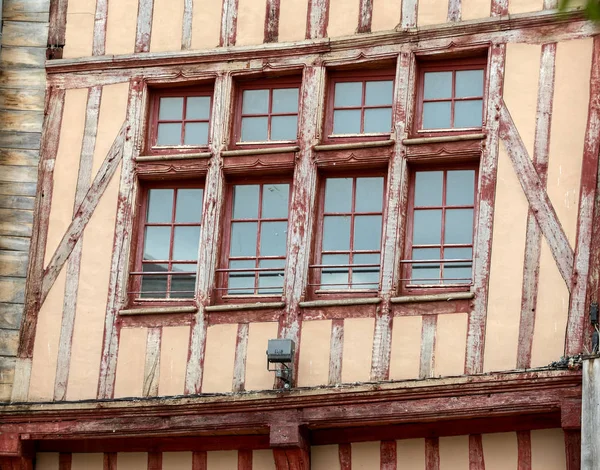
[266,339,295,389]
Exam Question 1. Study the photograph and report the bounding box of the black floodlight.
[266,339,295,389]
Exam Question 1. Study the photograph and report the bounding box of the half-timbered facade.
[1,0,600,468]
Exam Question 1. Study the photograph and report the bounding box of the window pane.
[354,215,382,251]
[186,96,210,119]
[454,100,483,128]
[324,178,352,213]
[171,263,196,298]
[444,209,473,244]
[241,117,268,141]
[260,221,287,256]
[355,177,383,212]
[333,109,361,134]
[446,170,475,206]
[413,210,442,245]
[455,70,484,98]
[141,263,168,298]
[271,115,298,140]
[323,216,351,251]
[364,108,392,133]
[173,226,200,260]
[321,253,349,290]
[422,102,451,129]
[228,259,255,295]
[352,253,380,289]
[184,122,209,146]
[414,172,443,207]
[143,226,171,260]
[443,247,472,284]
[233,185,259,219]
[157,123,182,145]
[334,82,362,107]
[262,183,289,218]
[159,97,184,120]
[147,189,173,223]
[365,81,393,106]
[230,222,258,257]
[272,88,299,113]
[423,72,452,99]
[175,189,203,223]
[242,89,269,114]
[411,248,441,284]
[258,259,285,294]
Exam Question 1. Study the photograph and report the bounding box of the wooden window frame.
[147,86,214,155]
[413,57,487,137]
[309,169,388,299]
[400,162,479,295]
[231,77,302,149]
[323,69,396,144]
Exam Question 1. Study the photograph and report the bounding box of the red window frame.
[414,57,487,136]
[232,77,301,148]
[215,178,293,303]
[147,86,214,155]
[401,163,479,295]
[309,170,387,299]
[324,69,396,144]
[129,181,204,306]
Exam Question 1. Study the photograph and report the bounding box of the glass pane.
[455,70,484,98]
[159,97,184,120]
[364,108,392,133]
[323,216,351,251]
[446,170,475,206]
[415,172,442,207]
[233,185,259,219]
[170,263,196,298]
[355,177,383,212]
[333,110,361,134]
[175,188,203,223]
[230,222,258,257]
[423,72,452,99]
[443,247,472,284]
[352,253,380,289]
[140,263,168,298]
[260,221,287,256]
[334,82,362,107]
[444,209,474,244]
[241,117,268,141]
[321,253,349,290]
[173,226,200,260]
[365,81,393,106]
[262,184,289,219]
[354,215,382,251]
[186,96,210,119]
[272,88,299,113]
[413,210,442,245]
[228,259,255,295]
[454,100,483,128]
[258,259,285,294]
[271,115,298,141]
[157,123,182,145]
[147,189,173,223]
[411,248,441,284]
[422,102,451,129]
[143,226,171,260]
[184,122,209,146]
[242,89,269,114]
[324,178,352,213]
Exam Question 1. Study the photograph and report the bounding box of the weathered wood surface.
[220,0,239,47]
[182,0,193,50]
[232,323,249,392]
[582,358,600,469]
[135,0,155,53]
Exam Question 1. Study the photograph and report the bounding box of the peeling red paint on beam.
[182,0,193,50]
[564,430,581,470]
[92,0,109,56]
[328,319,343,385]
[233,323,249,392]
[339,443,351,470]
[306,0,329,39]
[148,452,162,470]
[394,299,472,316]
[135,0,155,53]
[517,43,556,369]
[448,0,462,22]
[357,0,373,34]
[426,438,440,470]
[401,0,418,28]
[58,453,71,470]
[419,315,436,379]
[469,435,485,469]
[566,36,600,357]
[264,0,281,43]
[517,431,531,470]
[220,0,239,47]
[491,0,508,16]
[193,451,207,470]
[238,450,252,470]
[381,441,396,470]
[143,327,161,397]
[47,0,69,59]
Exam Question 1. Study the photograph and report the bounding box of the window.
[130,185,204,301]
[416,59,485,132]
[148,88,212,152]
[310,175,385,294]
[217,181,291,299]
[234,81,300,144]
[402,167,477,291]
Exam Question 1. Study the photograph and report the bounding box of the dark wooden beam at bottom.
[0,457,33,470]
[273,447,310,470]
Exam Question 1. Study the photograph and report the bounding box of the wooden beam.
[401,0,417,28]
[238,450,252,470]
[582,358,600,469]
[339,444,351,470]
[182,0,194,50]
[220,0,239,47]
[469,435,485,470]
[135,0,155,53]
[306,0,329,39]
[47,0,68,59]
[328,319,343,385]
[517,431,531,470]
[143,327,161,397]
[419,315,436,379]
[381,441,396,470]
[232,323,249,392]
[447,0,461,22]
[92,0,108,56]
[425,438,440,470]
[264,0,280,43]
[564,430,581,470]
[357,0,373,34]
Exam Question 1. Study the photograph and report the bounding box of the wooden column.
[582,357,600,469]
[271,424,310,470]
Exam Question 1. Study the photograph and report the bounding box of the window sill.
[205,301,286,312]
[313,139,395,152]
[403,133,485,146]
[299,297,381,308]
[135,152,212,162]
[391,291,474,304]
[120,305,199,315]
[221,146,300,157]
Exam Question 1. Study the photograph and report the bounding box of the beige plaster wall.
[114,327,148,398]
[531,429,566,470]
[439,435,469,469]
[396,439,425,469]
[482,432,518,470]
[159,326,190,396]
[509,0,543,15]
[71,453,104,470]
[371,0,401,32]
[63,0,95,58]
[341,317,374,383]
[202,323,237,393]
[312,445,341,470]
[461,0,491,21]
[389,315,421,381]
[35,453,59,470]
[417,0,448,27]
[434,312,467,377]
[163,452,193,470]
[278,0,309,43]
[245,322,278,391]
[150,0,185,52]
[207,450,238,469]
[191,0,222,50]
[297,320,331,387]
[352,441,380,469]
[252,449,276,470]
[105,0,138,55]
[237,0,267,46]
[328,0,359,38]
[117,452,148,470]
